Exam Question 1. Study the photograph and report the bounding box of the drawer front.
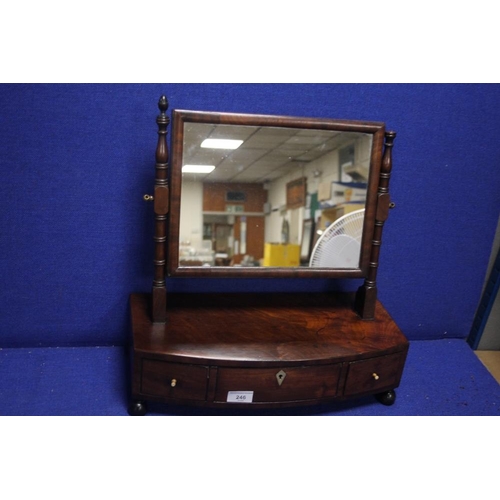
[215,364,341,403]
[141,359,208,401]
[343,352,405,396]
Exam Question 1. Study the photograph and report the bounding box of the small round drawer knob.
[372,373,380,380]
[143,194,154,201]
[171,379,177,387]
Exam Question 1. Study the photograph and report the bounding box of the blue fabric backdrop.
[1,83,499,346]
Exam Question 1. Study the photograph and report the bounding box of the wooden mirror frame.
[150,97,396,322]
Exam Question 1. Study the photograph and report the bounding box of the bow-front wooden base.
[128,292,408,415]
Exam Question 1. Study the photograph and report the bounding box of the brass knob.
[372,373,380,380]
[171,379,177,387]
[143,194,154,201]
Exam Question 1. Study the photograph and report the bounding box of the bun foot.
[128,400,148,416]
[375,390,396,406]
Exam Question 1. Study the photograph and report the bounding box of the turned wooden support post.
[151,96,170,323]
[355,131,396,320]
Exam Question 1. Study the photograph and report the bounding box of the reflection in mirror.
[179,122,373,269]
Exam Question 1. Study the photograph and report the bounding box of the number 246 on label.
[227,391,254,403]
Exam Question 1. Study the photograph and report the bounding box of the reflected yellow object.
[263,244,300,267]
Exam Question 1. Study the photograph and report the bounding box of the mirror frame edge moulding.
[168,109,386,279]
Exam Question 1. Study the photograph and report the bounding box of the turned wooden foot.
[375,390,396,406]
[128,400,148,416]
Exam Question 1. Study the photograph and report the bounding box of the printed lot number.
[227,391,254,403]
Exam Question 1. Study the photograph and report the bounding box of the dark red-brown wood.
[355,131,397,319]
[167,109,386,281]
[130,292,408,410]
[214,364,342,403]
[129,99,408,415]
[151,96,169,323]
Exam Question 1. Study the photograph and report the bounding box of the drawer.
[215,364,342,403]
[141,359,208,401]
[343,352,405,396]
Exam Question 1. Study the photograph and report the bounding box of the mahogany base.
[128,292,408,414]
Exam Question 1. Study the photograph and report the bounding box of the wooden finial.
[158,95,169,114]
[381,131,396,174]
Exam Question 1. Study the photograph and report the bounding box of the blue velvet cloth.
[1,84,500,347]
[1,340,499,416]
[1,84,499,417]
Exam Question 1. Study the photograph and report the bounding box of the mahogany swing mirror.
[128,96,408,416]
[168,109,386,279]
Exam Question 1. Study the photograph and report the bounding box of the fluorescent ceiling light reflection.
[182,164,215,174]
[201,138,243,149]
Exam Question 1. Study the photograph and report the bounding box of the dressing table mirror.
[128,96,408,415]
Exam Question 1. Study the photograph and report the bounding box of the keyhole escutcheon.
[276,370,286,386]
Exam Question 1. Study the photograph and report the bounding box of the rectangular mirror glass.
[169,111,385,278]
